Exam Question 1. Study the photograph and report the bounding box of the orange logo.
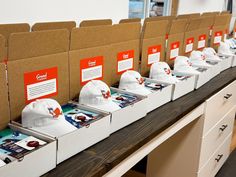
[48,107,62,118]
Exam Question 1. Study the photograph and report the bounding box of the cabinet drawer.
[197,134,232,177]
[203,81,236,135]
[199,107,235,168]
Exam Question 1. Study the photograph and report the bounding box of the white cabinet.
[197,81,236,176]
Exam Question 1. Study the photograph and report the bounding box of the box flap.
[144,16,176,34]
[0,63,10,130]
[176,13,200,19]
[79,19,112,27]
[111,23,141,43]
[144,16,176,23]
[32,21,76,32]
[221,11,230,14]
[0,23,30,46]
[119,18,141,24]
[142,20,168,39]
[186,18,202,32]
[199,16,215,29]
[169,19,188,34]
[69,46,112,99]
[214,14,232,27]
[8,29,69,61]
[0,35,5,62]
[201,12,220,17]
[8,53,70,121]
[70,25,112,50]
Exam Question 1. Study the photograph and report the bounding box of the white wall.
[0,0,129,25]
[177,0,226,15]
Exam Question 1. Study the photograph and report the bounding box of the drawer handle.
[219,124,228,131]
[215,154,223,162]
[224,93,232,100]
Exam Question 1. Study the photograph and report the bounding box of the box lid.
[32,21,76,32]
[111,23,141,43]
[119,18,141,24]
[0,23,30,46]
[79,19,112,27]
[169,19,188,34]
[142,20,168,39]
[8,29,69,61]
[186,18,202,32]
[70,25,112,50]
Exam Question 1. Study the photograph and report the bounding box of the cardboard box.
[69,25,113,97]
[0,60,56,177]
[79,19,112,27]
[171,75,196,100]
[0,23,30,60]
[210,14,231,50]
[119,18,141,24]
[32,21,76,32]
[107,88,147,133]
[196,16,215,50]
[110,22,141,85]
[143,78,173,112]
[218,55,233,71]
[7,29,110,164]
[140,20,168,76]
[166,19,187,67]
[182,18,202,56]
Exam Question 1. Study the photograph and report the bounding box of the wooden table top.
[44,67,236,177]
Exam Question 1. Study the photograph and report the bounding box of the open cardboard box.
[139,20,173,112]
[0,61,56,177]
[109,22,171,113]
[140,20,168,76]
[7,29,111,164]
[166,19,187,67]
[70,24,147,133]
[182,18,201,57]
[102,87,147,133]
[196,16,215,50]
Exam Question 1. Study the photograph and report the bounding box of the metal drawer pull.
[224,93,232,99]
[215,154,223,162]
[220,124,228,131]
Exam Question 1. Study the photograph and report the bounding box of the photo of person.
[150,0,164,17]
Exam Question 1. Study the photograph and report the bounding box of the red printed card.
[24,67,58,104]
[213,31,222,45]
[197,34,206,49]
[147,45,161,66]
[185,37,194,53]
[170,42,180,60]
[117,50,134,74]
[80,56,104,85]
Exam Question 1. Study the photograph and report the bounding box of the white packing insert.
[0,123,56,177]
[218,54,233,72]
[15,104,111,164]
[107,88,148,133]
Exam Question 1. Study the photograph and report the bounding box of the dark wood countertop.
[44,67,236,177]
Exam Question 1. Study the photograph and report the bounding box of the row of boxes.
[0,13,235,177]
